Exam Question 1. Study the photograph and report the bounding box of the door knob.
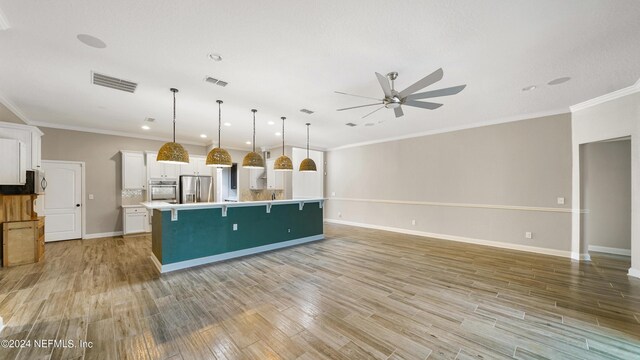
[76,204,81,207]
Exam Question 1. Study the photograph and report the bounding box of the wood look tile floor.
[1,223,640,359]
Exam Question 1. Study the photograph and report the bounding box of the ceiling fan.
[335,68,466,119]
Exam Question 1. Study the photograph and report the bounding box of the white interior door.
[42,161,82,241]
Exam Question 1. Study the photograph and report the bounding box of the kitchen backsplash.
[121,189,146,205]
[240,189,284,202]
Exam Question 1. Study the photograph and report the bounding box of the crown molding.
[0,6,10,31]
[328,107,570,151]
[29,120,207,147]
[0,92,32,124]
[570,78,640,113]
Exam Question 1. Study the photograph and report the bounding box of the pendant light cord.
[217,100,223,148]
[172,90,176,143]
[306,123,311,158]
[281,117,286,156]
[251,109,257,153]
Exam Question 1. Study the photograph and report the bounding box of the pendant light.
[299,123,317,172]
[274,116,293,171]
[242,109,264,168]
[206,100,232,167]
[157,88,189,164]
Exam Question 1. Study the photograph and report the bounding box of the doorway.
[41,160,84,241]
[580,138,632,256]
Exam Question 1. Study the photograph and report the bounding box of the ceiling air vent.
[345,123,357,127]
[300,109,314,114]
[205,76,228,87]
[92,72,137,93]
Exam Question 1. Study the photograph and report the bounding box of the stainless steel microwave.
[149,180,177,202]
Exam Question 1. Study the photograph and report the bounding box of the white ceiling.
[0,0,639,150]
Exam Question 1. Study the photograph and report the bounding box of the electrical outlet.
[88,194,94,200]
[338,212,342,218]
[331,192,336,197]
[411,219,416,226]
[288,228,291,233]
[233,224,238,231]
[557,197,565,205]
[525,232,532,239]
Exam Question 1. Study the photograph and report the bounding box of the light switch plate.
[89,194,94,200]
[525,232,532,239]
[557,197,565,205]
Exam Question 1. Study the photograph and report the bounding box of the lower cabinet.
[2,220,40,267]
[123,207,148,235]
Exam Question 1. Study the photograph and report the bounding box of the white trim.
[153,234,324,273]
[328,197,576,214]
[325,219,572,259]
[588,245,631,256]
[29,120,206,146]
[84,231,124,239]
[571,252,591,261]
[0,5,10,30]
[0,92,33,125]
[628,268,640,279]
[570,79,640,113]
[328,108,569,151]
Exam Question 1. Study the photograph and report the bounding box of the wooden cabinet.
[123,207,148,235]
[146,152,179,180]
[122,151,146,190]
[36,217,44,261]
[180,156,211,176]
[0,195,37,223]
[266,159,284,190]
[0,138,27,185]
[2,220,38,267]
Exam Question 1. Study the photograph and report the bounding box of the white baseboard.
[325,219,572,259]
[152,234,324,273]
[629,268,640,279]
[571,252,591,261]
[83,231,123,239]
[588,245,631,256]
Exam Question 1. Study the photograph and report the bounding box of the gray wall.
[41,127,208,234]
[581,140,631,251]
[325,113,573,252]
[0,102,25,124]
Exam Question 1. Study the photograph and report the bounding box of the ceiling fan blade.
[375,72,393,97]
[362,106,385,119]
[394,106,404,118]
[406,84,467,100]
[403,100,443,110]
[398,68,444,98]
[334,91,382,101]
[337,103,383,111]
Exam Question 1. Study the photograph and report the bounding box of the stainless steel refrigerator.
[179,175,213,203]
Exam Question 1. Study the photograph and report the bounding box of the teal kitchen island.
[142,199,324,273]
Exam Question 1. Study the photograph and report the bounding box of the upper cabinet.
[146,152,179,180]
[266,159,284,190]
[0,139,27,185]
[180,156,211,176]
[0,122,42,171]
[121,151,146,190]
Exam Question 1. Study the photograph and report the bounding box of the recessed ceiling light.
[548,77,571,85]
[200,134,207,138]
[245,141,252,145]
[267,121,275,125]
[208,53,223,62]
[224,122,231,127]
[522,85,537,92]
[275,132,281,136]
[141,125,150,130]
[77,34,106,49]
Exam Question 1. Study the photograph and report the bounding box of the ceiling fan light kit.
[335,68,466,122]
[206,99,232,167]
[157,88,190,164]
[274,116,293,171]
[242,109,265,169]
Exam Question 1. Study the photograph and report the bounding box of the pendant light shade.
[299,123,317,172]
[274,116,293,171]
[242,109,264,169]
[206,100,232,167]
[157,88,189,164]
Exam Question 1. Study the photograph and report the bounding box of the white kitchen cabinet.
[180,156,211,176]
[0,138,27,184]
[266,159,284,190]
[0,122,43,170]
[123,207,148,235]
[146,152,180,180]
[121,151,146,190]
[249,168,264,190]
